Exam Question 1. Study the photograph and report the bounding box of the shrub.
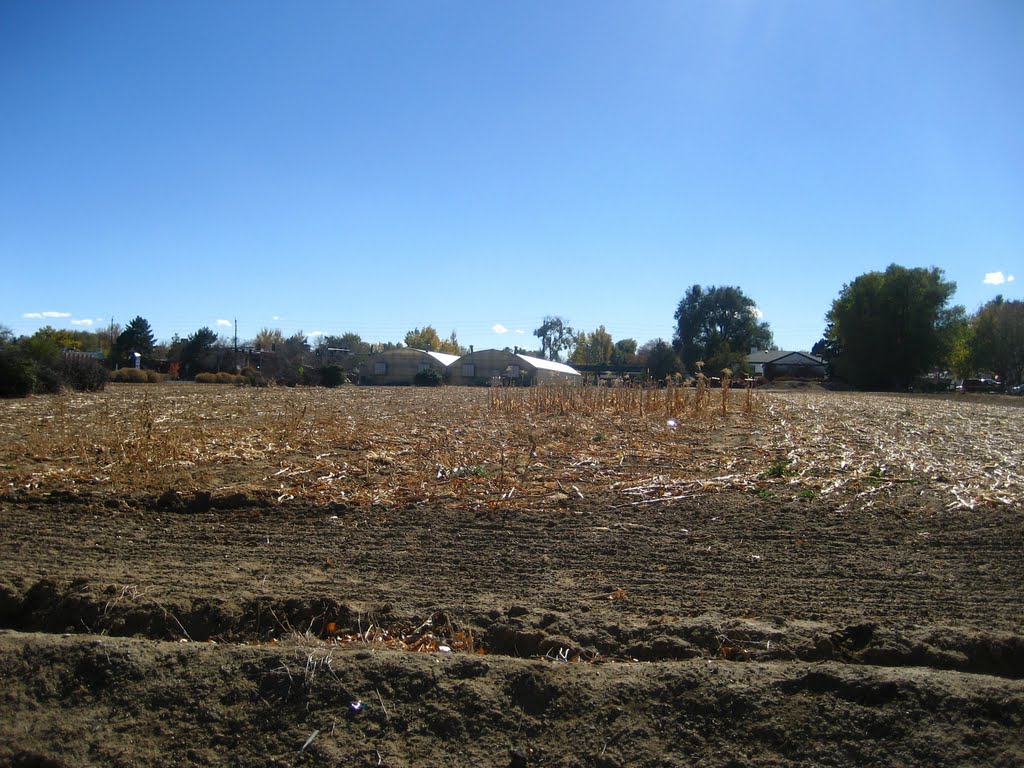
[0,348,37,398]
[241,367,268,387]
[321,364,346,388]
[414,368,443,387]
[196,372,245,384]
[110,368,151,383]
[35,365,63,394]
[61,355,107,391]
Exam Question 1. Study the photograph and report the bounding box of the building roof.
[515,353,581,376]
[747,350,824,366]
[425,351,460,367]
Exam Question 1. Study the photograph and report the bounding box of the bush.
[195,372,245,385]
[110,367,151,383]
[61,355,107,392]
[0,348,37,398]
[321,364,346,388]
[35,365,63,394]
[414,368,443,387]
[241,367,268,387]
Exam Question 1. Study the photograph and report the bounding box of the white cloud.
[492,323,509,334]
[22,311,71,319]
[71,318,94,326]
[515,329,526,335]
[272,315,281,321]
[309,330,324,337]
[984,271,1016,285]
[751,307,764,319]
[215,319,232,327]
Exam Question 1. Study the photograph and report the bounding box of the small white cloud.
[515,329,525,335]
[215,319,232,327]
[22,311,71,319]
[71,318,94,326]
[492,323,509,334]
[751,307,764,319]
[984,271,1015,285]
[272,315,281,321]
[309,330,324,337]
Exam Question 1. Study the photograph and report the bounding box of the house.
[362,348,460,385]
[747,350,826,380]
[448,349,582,386]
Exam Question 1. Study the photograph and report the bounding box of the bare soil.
[1,386,1022,767]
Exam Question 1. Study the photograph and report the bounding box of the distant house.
[448,349,582,386]
[747,350,826,380]
[362,348,460,385]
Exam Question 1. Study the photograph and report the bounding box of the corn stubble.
[1,383,1020,512]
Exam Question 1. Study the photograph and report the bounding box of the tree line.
[2,262,1021,396]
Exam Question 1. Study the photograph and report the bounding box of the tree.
[612,338,638,365]
[972,296,1024,385]
[320,332,371,354]
[23,326,79,366]
[569,326,615,365]
[113,316,156,367]
[638,339,683,383]
[673,285,772,374]
[253,328,285,351]
[180,327,221,376]
[818,264,961,389]
[278,332,312,384]
[404,326,461,355]
[533,316,575,362]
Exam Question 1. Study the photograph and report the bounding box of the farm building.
[361,348,460,385]
[747,350,826,380]
[448,349,582,386]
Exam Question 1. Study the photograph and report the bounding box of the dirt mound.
[2,630,1022,768]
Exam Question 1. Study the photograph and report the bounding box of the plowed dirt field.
[1,385,1022,767]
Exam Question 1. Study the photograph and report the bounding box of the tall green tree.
[612,338,638,365]
[533,316,575,362]
[818,264,961,389]
[673,285,772,374]
[972,296,1024,385]
[638,339,683,382]
[570,326,615,365]
[180,327,221,376]
[113,316,156,366]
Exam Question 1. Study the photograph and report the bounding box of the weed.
[454,464,489,478]
[762,459,791,479]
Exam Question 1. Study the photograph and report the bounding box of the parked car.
[960,378,1004,394]
[1009,383,1024,396]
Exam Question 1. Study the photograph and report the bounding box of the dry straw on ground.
[1,384,1021,512]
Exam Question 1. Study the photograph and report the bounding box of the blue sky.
[2,1,1021,352]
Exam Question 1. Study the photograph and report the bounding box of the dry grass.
[1,384,1021,512]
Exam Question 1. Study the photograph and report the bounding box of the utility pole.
[233,318,239,372]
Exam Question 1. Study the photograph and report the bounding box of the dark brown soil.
[2,485,1022,767]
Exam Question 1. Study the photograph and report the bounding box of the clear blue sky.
[2,1,1021,352]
